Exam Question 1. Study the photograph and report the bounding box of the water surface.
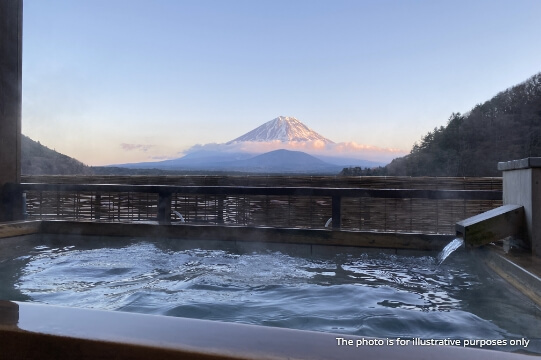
[2,235,540,353]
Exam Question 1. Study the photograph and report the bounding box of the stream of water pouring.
[437,238,464,265]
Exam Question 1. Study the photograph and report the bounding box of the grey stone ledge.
[497,157,541,171]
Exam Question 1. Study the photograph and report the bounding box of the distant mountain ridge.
[114,149,342,174]
[21,116,380,175]
[23,67,541,178]
[112,116,381,173]
[227,116,334,144]
[21,135,91,175]
[226,149,341,173]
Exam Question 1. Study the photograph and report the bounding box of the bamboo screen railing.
[17,175,503,234]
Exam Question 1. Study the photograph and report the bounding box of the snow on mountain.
[108,115,391,173]
[227,116,334,144]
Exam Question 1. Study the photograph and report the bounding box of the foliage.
[21,135,92,175]
[341,72,541,177]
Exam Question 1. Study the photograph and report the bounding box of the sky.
[21,0,541,166]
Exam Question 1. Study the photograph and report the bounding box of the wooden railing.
[3,182,502,234]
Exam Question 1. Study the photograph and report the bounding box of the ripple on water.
[8,240,541,346]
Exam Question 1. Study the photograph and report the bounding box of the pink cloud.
[150,155,172,160]
[120,143,154,152]
[182,140,407,163]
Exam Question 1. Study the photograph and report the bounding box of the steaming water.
[1,235,540,353]
[437,238,465,265]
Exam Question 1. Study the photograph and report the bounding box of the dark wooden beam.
[331,195,341,230]
[157,192,172,225]
[0,0,23,221]
[16,183,503,200]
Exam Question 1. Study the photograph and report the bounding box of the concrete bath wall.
[499,158,541,257]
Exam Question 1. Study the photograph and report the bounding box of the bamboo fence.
[21,175,502,234]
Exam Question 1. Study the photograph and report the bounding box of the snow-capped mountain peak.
[227,116,334,144]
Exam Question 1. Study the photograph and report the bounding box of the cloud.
[120,143,154,152]
[181,140,407,163]
[149,155,173,160]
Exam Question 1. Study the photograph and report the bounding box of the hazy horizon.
[21,0,541,166]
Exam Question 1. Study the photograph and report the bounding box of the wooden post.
[158,192,172,225]
[94,193,101,221]
[1,183,22,221]
[332,195,341,230]
[217,196,224,224]
[0,0,23,221]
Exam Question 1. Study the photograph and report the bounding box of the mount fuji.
[228,116,334,144]
[111,116,384,173]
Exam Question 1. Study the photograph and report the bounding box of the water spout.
[456,205,524,247]
[325,218,332,228]
[437,238,464,265]
[172,210,185,223]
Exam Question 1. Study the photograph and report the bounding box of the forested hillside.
[342,72,541,177]
[21,135,92,175]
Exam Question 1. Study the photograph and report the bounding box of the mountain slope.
[112,116,381,173]
[114,151,256,170]
[227,149,341,173]
[113,149,341,174]
[113,116,343,173]
[342,72,541,177]
[21,135,92,175]
[227,116,334,143]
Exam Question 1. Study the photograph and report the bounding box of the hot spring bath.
[1,233,540,355]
